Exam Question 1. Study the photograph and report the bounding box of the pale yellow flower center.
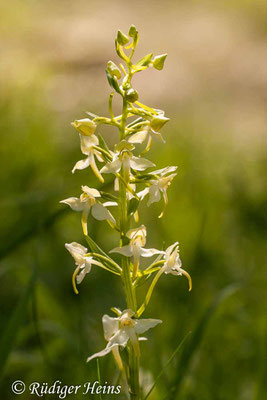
[81,193,96,206]
[131,234,146,248]
[159,176,171,190]
[120,318,135,328]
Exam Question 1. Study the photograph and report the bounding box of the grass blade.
[96,359,103,400]
[254,320,267,400]
[144,331,191,400]
[0,269,36,380]
[170,284,239,399]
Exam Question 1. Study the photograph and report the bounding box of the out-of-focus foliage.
[0,1,266,399]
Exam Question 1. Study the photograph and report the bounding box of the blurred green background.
[0,0,266,399]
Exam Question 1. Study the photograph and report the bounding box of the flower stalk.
[60,25,192,399]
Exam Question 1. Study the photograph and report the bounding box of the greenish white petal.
[135,318,162,334]
[91,202,115,223]
[130,156,155,171]
[110,245,133,257]
[60,197,84,211]
[72,157,90,174]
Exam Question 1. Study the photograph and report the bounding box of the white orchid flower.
[65,242,103,294]
[137,241,192,317]
[72,134,104,183]
[138,166,177,218]
[100,148,155,176]
[110,225,164,277]
[128,124,165,153]
[162,242,192,290]
[60,186,116,235]
[87,309,162,363]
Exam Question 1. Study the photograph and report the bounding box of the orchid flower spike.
[87,309,162,363]
[138,166,177,218]
[72,134,104,183]
[60,186,117,235]
[65,242,103,294]
[110,225,164,278]
[162,242,192,291]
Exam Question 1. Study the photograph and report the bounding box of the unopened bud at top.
[150,115,169,131]
[117,30,129,46]
[152,54,167,70]
[128,25,137,38]
[71,118,96,136]
[107,61,121,79]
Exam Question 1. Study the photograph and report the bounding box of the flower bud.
[117,30,129,46]
[150,115,169,131]
[136,53,153,67]
[115,140,134,152]
[152,54,167,70]
[107,61,121,79]
[128,25,137,38]
[106,69,121,94]
[125,88,139,103]
[71,118,96,136]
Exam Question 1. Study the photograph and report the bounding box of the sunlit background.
[0,0,266,399]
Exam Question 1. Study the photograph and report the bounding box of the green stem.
[129,346,140,399]
[119,95,140,399]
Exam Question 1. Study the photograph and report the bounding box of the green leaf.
[97,133,112,155]
[144,331,191,400]
[85,234,120,274]
[85,234,110,258]
[169,284,239,399]
[0,269,36,380]
[99,191,118,202]
[85,235,119,267]
[128,197,139,216]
